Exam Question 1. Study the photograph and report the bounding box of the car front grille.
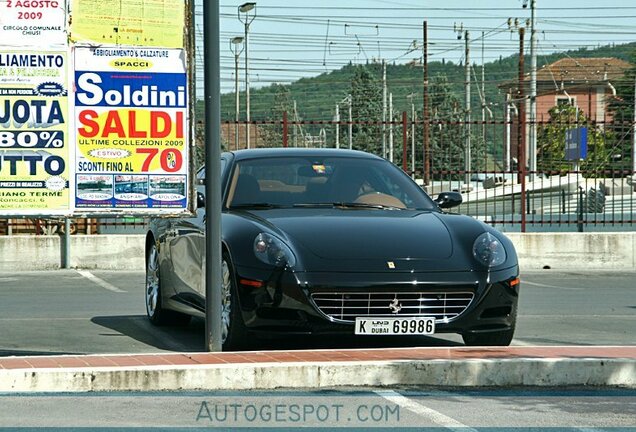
[310,290,475,323]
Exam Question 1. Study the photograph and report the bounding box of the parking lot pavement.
[0,269,635,392]
[1,269,635,356]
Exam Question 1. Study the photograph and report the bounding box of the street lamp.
[238,2,256,149]
[230,36,244,151]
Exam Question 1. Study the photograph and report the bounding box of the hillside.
[215,42,636,123]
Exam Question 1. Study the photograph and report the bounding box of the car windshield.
[226,156,437,211]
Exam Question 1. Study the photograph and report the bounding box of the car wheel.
[462,308,517,347]
[145,242,190,326]
[221,252,249,350]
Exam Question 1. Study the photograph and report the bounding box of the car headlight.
[254,233,296,268]
[472,232,506,267]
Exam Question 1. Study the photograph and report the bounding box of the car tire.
[221,252,249,351]
[145,242,190,326]
[461,308,517,347]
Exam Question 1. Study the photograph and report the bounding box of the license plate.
[354,317,435,335]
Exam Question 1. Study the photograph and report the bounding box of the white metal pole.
[389,92,394,162]
[234,53,240,150]
[465,30,471,186]
[239,5,256,149]
[382,60,387,159]
[632,79,636,173]
[348,95,353,150]
[293,100,298,147]
[335,103,340,149]
[506,92,511,172]
[244,21,251,149]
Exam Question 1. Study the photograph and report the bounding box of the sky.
[193,0,636,95]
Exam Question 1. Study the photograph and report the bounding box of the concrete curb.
[2,358,635,392]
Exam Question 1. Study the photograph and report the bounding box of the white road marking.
[375,390,478,431]
[511,338,537,346]
[522,280,583,290]
[76,270,126,293]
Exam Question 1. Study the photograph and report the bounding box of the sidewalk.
[2,346,635,392]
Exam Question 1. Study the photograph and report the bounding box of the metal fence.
[220,114,636,233]
[2,114,633,235]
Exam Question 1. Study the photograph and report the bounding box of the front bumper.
[234,264,519,337]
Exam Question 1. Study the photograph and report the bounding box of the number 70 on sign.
[136,148,183,172]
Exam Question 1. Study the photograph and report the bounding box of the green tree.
[348,65,383,155]
[537,105,612,173]
[606,52,636,167]
[425,74,486,178]
[260,84,293,147]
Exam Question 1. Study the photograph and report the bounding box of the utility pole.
[632,79,636,175]
[529,0,537,181]
[389,92,394,162]
[407,93,416,176]
[518,26,527,231]
[238,3,256,149]
[348,94,353,150]
[423,20,430,185]
[335,95,352,150]
[335,103,340,149]
[505,91,512,171]
[293,100,298,147]
[382,60,387,159]
[464,30,471,187]
[230,37,244,151]
[481,31,486,145]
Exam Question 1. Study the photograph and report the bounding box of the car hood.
[276,210,452,260]
[234,208,474,273]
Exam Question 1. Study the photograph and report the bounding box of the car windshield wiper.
[230,203,285,209]
[293,202,402,210]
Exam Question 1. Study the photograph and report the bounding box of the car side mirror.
[435,191,462,209]
[197,191,206,209]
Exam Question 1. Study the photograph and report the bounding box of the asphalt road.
[0,270,634,356]
[0,388,634,429]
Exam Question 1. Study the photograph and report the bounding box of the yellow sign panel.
[0,51,69,214]
[70,0,185,48]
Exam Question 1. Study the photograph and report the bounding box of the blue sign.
[565,127,588,161]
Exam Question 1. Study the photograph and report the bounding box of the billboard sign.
[0,0,192,217]
[73,47,189,212]
[0,50,70,214]
[69,0,185,48]
[0,0,67,47]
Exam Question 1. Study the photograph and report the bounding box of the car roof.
[224,148,384,162]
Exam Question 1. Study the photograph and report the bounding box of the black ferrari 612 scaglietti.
[145,148,520,350]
